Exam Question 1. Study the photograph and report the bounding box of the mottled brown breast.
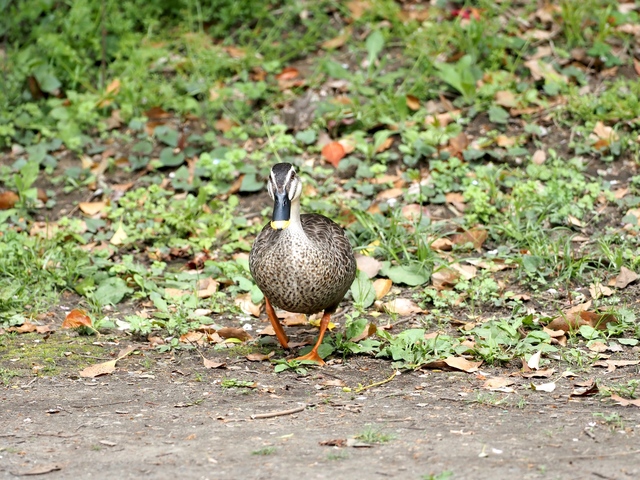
[249,214,356,315]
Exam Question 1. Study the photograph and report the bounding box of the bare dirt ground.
[2,351,639,480]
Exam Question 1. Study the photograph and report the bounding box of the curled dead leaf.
[217,327,252,342]
[321,141,346,167]
[383,298,424,316]
[62,309,93,329]
[0,191,19,210]
[372,278,392,299]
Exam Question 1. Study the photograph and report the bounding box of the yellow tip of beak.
[271,220,290,230]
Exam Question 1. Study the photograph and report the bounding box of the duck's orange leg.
[295,311,331,366]
[264,297,289,349]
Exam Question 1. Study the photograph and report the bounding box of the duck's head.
[267,163,302,230]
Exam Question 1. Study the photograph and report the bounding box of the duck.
[249,163,357,365]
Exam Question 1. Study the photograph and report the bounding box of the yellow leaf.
[110,223,127,245]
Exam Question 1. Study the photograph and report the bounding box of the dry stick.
[355,370,399,393]
[557,449,640,461]
[250,404,308,420]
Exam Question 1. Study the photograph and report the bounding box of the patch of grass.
[422,472,454,480]
[327,451,349,461]
[355,425,394,444]
[251,447,276,456]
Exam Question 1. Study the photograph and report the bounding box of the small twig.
[250,404,308,420]
[557,449,640,461]
[355,370,399,393]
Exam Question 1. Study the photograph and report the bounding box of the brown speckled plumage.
[249,164,356,316]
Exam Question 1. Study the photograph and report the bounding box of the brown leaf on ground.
[445,192,466,212]
[275,67,300,81]
[281,313,308,326]
[588,283,614,299]
[246,352,274,362]
[258,325,276,336]
[321,141,346,167]
[401,204,430,221]
[494,90,517,108]
[527,350,542,370]
[197,278,219,298]
[346,0,371,20]
[609,394,640,408]
[8,321,38,333]
[483,377,515,391]
[234,293,261,317]
[430,237,454,251]
[214,117,237,133]
[522,368,555,378]
[10,464,62,476]
[383,298,424,316]
[319,438,347,447]
[451,227,487,250]
[349,323,377,343]
[0,191,19,210]
[431,267,460,290]
[532,149,546,165]
[376,137,394,153]
[615,266,639,288]
[406,95,420,111]
[356,254,382,278]
[570,379,598,397]
[547,302,615,332]
[217,327,252,342]
[62,309,92,329]
[373,278,392,299]
[80,359,117,378]
[443,356,482,373]
[203,358,226,369]
[448,132,469,157]
[79,201,107,216]
[322,28,352,50]
[180,331,206,344]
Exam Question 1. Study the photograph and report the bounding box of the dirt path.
[2,355,639,479]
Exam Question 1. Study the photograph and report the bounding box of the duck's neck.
[289,197,303,231]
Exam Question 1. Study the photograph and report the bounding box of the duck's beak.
[270,191,291,230]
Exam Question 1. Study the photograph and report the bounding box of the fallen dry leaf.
[443,356,482,373]
[383,298,424,316]
[281,313,308,326]
[217,327,252,342]
[372,278,392,299]
[234,293,261,317]
[531,149,546,165]
[431,267,460,290]
[483,377,515,391]
[321,28,352,50]
[527,350,542,370]
[0,191,19,210]
[197,278,219,298]
[110,224,128,245]
[246,352,274,362]
[609,394,640,408]
[7,321,38,333]
[589,283,614,299]
[406,94,420,111]
[349,323,377,343]
[451,227,487,250]
[78,201,107,216]
[615,266,639,289]
[80,359,117,378]
[203,358,226,369]
[356,254,382,278]
[570,379,599,397]
[321,141,346,167]
[531,382,556,393]
[62,309,93,329]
